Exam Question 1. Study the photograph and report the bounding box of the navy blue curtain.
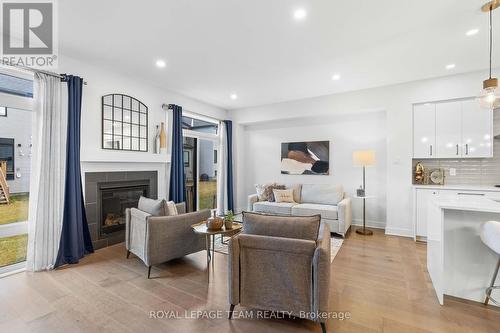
[224,120,234,212]
[55,75,94,268]
[169,104,186,203]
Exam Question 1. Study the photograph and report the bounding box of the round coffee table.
[191,221,242,281]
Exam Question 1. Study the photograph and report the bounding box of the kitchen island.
[427,195,500,306]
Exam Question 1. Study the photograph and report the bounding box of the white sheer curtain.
[27,73,67,271]
[217,121,228,215]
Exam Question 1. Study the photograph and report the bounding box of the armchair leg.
[228,304,235,319]
[320,322,327,333]
[147,266,152,279]
[126,250,130,259]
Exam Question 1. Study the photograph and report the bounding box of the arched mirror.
[102,94,148,152]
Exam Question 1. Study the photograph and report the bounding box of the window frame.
[0,137,15,180]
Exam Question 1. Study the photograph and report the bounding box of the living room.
[0,1,500,333]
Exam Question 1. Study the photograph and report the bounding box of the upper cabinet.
[436,101,462,158]
[413,103,436,158]
[461,99,493,158]
[413,99,493,159]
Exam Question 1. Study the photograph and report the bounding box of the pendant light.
[479,1,500,109]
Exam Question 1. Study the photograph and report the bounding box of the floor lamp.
[353,150,376,236]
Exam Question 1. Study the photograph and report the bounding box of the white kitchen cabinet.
[413,99,493,159]
[413,104,436,158]
[415,189,440,240]
[435,101,462,158]
[461,99,493,158]
[413,187,500,241]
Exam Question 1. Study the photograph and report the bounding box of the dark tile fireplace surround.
[84,171,158,250]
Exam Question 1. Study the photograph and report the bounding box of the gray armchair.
[125,202,211,278]
[228,212,331,333]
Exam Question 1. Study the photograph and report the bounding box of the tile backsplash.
[412,109,500,186]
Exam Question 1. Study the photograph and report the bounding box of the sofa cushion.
[292,203,338,220]
[253,201,296,215]
[283,184,302,203]
[138,196,166,216]
[242,212,320,241]
[300,184,344,205]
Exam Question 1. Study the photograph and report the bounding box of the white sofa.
[248,184,352,237]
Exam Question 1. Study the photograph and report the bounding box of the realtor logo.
[1,0,58,68]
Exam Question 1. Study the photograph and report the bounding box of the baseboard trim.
[385,227,413,238]
[351,219,386,230]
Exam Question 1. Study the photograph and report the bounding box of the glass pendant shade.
[479,78,500,109]
[479,3,500,109]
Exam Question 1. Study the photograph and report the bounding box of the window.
[0,138,14,180]
[0,72,33,273]
[0,73,33,98]
[182,115,218,135]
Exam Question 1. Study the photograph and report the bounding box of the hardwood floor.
[0,229,498,332]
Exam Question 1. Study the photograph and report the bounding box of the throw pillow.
[255,183,273,201]
[138,196,166,216]
[166,201,178,216]
[273,189,295,203]
[268,184,286,201]
[255,183,286,201]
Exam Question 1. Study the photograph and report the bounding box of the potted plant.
[224,210,234,230]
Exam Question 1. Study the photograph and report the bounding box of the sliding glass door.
[0,70,33,275]
[182,114,219,212]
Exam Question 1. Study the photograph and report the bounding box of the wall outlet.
[449,168,457,176]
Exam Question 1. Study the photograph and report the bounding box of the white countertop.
[413,184,500,192]
[430,196,500,214]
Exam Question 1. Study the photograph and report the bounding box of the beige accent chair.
[248,183,352,237]
[125,202,210,278]
[228,212,331,333]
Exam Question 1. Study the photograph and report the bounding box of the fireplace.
[98,181,149,236]
[84,171,158,249]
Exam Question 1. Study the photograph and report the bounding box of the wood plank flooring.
[0,229,498,333]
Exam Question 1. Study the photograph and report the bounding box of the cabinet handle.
[457,192,485,196]
[456,144,459,155]
[466,144,469,155]
[430,145,433,156]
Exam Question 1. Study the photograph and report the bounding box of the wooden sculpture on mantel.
[414,162,425,184]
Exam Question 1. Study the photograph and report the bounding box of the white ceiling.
[60,0,500,110]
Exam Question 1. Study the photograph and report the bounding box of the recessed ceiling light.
[155,59,166,68]
[466,28,479,36]
[331,74,341,81]
[230,93,238,100]
[294,9,307,20]
[446,63,456,70]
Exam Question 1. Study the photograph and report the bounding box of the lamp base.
[356,228,373,236]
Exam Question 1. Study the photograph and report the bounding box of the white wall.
[0,107,33,193]
[241,111,387,227]
[231,69,494,237]
[58,55,227,200]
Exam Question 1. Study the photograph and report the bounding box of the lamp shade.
[353,150,376,167]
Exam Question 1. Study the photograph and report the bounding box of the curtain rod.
[0,59,87,85]
[162,103,221,123]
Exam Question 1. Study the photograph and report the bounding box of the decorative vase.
[153,125,160,154]
[206,210,223,231]
[159,122,166,153]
